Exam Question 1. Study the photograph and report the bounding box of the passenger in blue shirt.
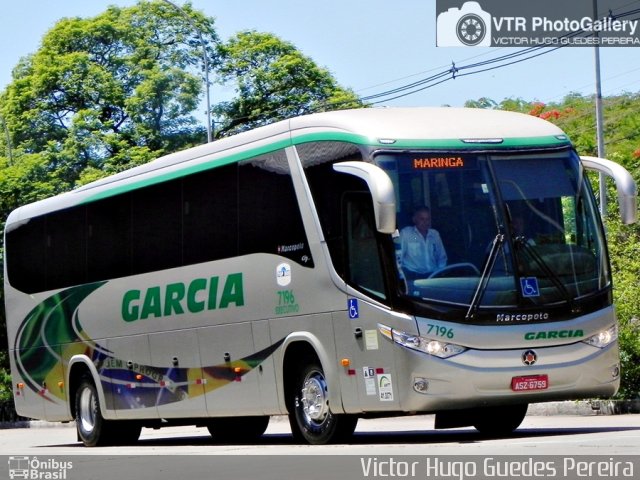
[399,206,447,282]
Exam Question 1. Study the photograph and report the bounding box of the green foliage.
[0,1,220,402]
[606,216,640,399]
[0,360,11,403]
[214,30,363,136]
[0,1,218,186]
[0,2,366,405]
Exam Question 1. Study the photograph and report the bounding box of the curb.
[527,399,640,415]
[2,401,639,429]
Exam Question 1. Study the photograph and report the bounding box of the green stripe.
[82,131,570,204]
[82,138,293,204]
[291,131,372,145]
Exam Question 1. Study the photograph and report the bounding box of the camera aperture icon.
[457,13,487,45]
[437,1,492,47]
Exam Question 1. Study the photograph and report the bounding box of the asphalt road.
[1,414,639,480]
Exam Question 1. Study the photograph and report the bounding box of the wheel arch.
[279,332,345,415]
[67,355,113,420]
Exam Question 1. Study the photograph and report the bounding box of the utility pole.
[593,0,607,216]
[160,0,213,143]
[0,114,13,164]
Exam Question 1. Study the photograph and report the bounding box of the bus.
[4,107,637,446]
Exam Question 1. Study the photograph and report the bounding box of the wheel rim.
[78,386,96,434]
[300,370,329,425]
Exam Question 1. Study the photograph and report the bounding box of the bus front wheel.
[288,362,357,444]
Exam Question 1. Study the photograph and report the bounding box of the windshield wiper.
[466,233,504,321]
[514,238,578,310]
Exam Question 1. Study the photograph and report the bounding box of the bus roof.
[290,107,567,144]
[5,107,570,226]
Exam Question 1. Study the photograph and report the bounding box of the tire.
[75,375,141,446]
[206,416,270,443]
[75,375,112,447]
[473,404,528,436]
[288,362,357,445]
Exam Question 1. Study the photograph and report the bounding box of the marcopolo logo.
[437,1,492,47]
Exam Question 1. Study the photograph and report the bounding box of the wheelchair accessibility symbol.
[348,299,359,319]
[520,277,540,297]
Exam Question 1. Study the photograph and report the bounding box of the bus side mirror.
[333,161,397,233]
[580,156,638,225]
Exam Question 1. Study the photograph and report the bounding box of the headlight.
[582,324,618,348]
[378,324,467,359]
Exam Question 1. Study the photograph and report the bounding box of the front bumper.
[395,340,619,412]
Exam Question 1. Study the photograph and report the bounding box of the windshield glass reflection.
[376,150,609,311]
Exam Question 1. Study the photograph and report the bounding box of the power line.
[216,5,640,133]
[349,6,640,107]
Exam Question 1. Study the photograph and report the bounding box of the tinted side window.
[299,142,365,278]
[183,163,238,265]
[239,150,313,267]
[6,148,312,293]
[132,180,182,274]
[87,194,131,282]
[5,217,47,293]
[345,192,386,300]
[46,207,86,290]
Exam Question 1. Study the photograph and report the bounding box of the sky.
[1,0,640,118]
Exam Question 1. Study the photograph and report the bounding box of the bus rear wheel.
[473,404,528,436]
[288,362,357,444]
[75,375,113,447]
[75,375,141,446]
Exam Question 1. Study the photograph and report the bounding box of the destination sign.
[413,156,465,169]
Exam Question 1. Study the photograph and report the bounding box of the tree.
[606,215,640,399]
[463,97,497,109]
[0,1,218,187]
[0,1,220,404]
[214,31,363,137]
[0,4,366,407]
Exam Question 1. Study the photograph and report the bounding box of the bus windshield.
[375,149,610,313]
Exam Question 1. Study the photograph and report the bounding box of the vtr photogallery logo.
[437,0,640,47]
[437,1,492,47]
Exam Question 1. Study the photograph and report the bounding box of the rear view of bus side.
[4,108,637,446]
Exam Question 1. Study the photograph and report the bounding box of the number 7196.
[425,323,454,339]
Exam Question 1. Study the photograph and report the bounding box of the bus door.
[333,192,402,411]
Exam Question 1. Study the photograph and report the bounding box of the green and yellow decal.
[13,281,283,409]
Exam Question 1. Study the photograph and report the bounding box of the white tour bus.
[4,108,637,446]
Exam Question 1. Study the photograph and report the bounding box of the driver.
[399,206,447,281]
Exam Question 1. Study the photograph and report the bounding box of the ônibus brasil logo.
[8,456,73,480]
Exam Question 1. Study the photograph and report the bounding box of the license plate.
[511,374,549,391]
